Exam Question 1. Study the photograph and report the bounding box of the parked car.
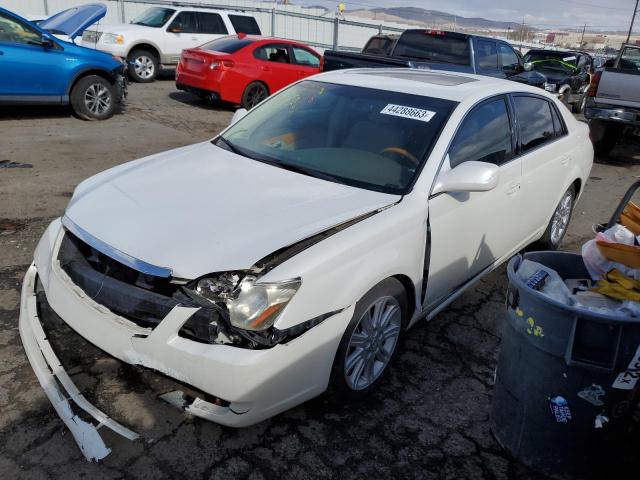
[0,5,126,120]
[585,43,640,155]
[20,69,592,459]
[176,35,321,109]
[322,29,545,88]
[80,6,261,83]
[522,49,593,112]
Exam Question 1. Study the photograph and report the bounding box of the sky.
[296,0,639,33]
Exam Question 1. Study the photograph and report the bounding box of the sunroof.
[353,70,478,86]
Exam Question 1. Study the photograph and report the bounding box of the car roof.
[225,35,315,48]
[314,68,553,103]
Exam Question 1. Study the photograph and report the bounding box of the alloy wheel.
[134,56,155,80]
[84,83,111,116]
[344,296,402,391]
[550,190,573,246]
[246,85,267,108]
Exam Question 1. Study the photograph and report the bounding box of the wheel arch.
[391,274,418,325]
[66,69,115,97]
[126,42,161,61]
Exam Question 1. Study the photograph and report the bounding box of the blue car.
[0,4,126,120]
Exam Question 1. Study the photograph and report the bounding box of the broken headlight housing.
[195,274,301,332]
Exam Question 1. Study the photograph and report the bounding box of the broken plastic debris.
[595,413,609,429]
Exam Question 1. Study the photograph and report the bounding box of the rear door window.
[228,15,261,35]
[254,44,290,63]
[476,40,498,70]
[513,96,556,152]
[448,97,513,168]
[291,47,320,67]
[197,12,228,35]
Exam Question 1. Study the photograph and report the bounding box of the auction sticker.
[612,344,640,390]
[380,104,436,123]
[549,395,572,423]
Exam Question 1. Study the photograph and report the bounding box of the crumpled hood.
[64,142,399,279]
[532,68,572,84]
[39,3,106,40]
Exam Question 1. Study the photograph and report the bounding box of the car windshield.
[216,81,456,194]
[131,8,175,28]
[524,52,578,73]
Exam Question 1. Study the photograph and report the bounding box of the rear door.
[253,43,299,93]
[0,12,67,99]
[512,94,572,239]
[290,45,321,79]
[426,96,522,307]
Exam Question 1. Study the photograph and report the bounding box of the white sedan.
[19,68,592,459]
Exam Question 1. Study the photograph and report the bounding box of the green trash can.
[491,251,640,479]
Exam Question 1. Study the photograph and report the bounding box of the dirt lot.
[1,79,639,480]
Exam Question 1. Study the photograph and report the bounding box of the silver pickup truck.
[585,43,640,155]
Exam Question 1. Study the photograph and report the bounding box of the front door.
[425,96,522,307]
[0,12,66,99]
[164,11,200,63]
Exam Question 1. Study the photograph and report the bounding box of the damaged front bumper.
[19,219,353,459]
[19,264,138,461]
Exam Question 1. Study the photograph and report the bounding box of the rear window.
[393,31,470,66]
[201,36,253,53]
[228,15,261,35]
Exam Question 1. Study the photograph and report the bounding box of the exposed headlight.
[102,33,124,45]
[544,82,557,92]
[196,275,301,331]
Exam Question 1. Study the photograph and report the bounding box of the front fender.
[262,194,428,330]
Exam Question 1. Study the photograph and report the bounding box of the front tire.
[536,186,575,250]
[127,49,158,83]
[70,75,116,121]
[329,278,408,400]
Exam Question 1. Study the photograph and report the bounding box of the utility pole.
[626,0,639,44]
[520,17,525,47]
[580,23,586,47]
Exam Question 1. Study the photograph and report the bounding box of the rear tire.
[241,81,269,110]
[591,122,622,156]
[127,49,158,83]
[329,278,408,400]
[70,75,116,121]
[535,186,575,250]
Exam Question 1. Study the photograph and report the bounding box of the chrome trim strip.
[61,215,173,278]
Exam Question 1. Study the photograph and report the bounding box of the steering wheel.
[381,147,420,166]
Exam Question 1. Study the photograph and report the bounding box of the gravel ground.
[1,79,639,480]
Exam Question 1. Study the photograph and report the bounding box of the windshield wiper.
[270,161,346,184]
[214,136,245,156]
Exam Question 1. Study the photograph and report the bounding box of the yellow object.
[596,240,640,269]
[592,269,640,302]
[338,3,346,13]
[621,202,640,235]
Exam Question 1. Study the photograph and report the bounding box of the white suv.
[80,7,261,82]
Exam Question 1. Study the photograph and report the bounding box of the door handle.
[506,182,520,195]
[261,66,271,72]
[191,37,198,41]
[560,155,570,166]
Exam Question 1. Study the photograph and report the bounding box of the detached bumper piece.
[18,265,138,461]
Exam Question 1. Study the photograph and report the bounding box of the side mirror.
[168,23,182,33]
[230,108,247,126]
[523,62,533,72]
[432,160,500,196]
[41,35,54,49]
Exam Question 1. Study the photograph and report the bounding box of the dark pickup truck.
[323,29,544,86]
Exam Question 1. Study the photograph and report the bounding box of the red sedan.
[176,35,321,109]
